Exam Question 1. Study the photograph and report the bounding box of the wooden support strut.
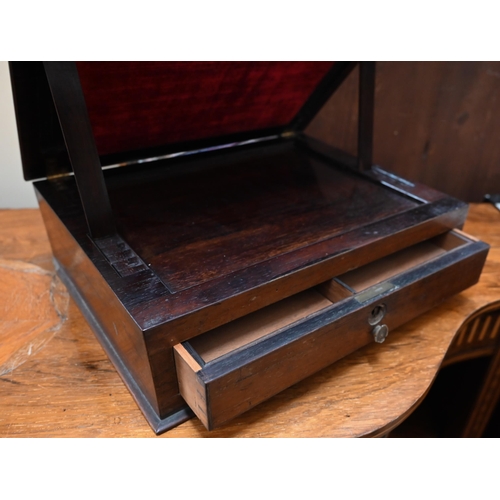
[43,62,116,239]
[288,60,376,173]
[287,61,357,133]
[357,62,376,171]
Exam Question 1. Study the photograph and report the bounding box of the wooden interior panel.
[317,278,354,302]
[433,230,475,250]
[338,232,467,292]
[188,289,333,363]
[173,345,209,428]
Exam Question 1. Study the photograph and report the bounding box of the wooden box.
[9,62,489,433]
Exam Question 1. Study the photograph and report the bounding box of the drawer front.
[174,235,488,430]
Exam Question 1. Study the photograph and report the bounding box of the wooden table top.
[1,204,499,437]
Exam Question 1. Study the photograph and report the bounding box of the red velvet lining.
[76,62,334,156]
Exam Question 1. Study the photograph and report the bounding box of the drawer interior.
[174,229,486,430]
[188,285,350,364]
[335,231,469,293]
[184,230,472,365]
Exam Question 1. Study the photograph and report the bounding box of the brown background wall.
[307,62,500,202]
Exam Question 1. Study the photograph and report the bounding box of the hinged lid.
[10,61,361,181]
[11,61,379,240]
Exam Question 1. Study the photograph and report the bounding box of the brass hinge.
[46,172,70,181]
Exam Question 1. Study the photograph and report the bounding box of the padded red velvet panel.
[76,62,334,156]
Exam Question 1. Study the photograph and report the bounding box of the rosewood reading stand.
[6,62,489,434]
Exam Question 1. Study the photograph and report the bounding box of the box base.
[55,259,194,434]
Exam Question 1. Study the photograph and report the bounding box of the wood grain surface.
[306,62,500,202]
[0,204,499,437]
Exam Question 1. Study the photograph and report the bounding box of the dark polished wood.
[0,204,498,437]
[43,62,116,238]
[37,197,164,416]
[8,62,71,181]
[357,62,376,171]
[108,142,417,292]
[35,140,469,333]
[32,135,474,431]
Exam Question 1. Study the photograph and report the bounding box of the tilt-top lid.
[10,61,351,181]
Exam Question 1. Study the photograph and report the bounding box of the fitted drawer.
[174,230,488,430]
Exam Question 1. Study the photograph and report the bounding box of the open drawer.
[174,230,489,430]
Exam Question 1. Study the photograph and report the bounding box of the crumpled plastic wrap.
[0,259,68,376]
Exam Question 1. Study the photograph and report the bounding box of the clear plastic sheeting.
[0,260,68,377]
